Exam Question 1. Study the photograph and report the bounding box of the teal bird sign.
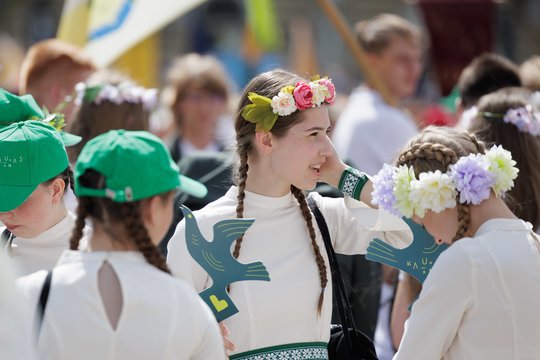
[366,217,449,284]
[181,205,271,321]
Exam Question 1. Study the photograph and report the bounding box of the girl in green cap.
[0,114,85,277]
[17,129,225,360]
[167,69,412,358]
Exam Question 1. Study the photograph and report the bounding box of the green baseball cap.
[0,88,82,146]
[75,130,208,201]
[0,121,70,212]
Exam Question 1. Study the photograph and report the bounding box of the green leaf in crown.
[83,85,104,104]
[241,92,278,132]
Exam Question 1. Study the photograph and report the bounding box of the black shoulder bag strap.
[307,197,359,350]
[36,270,53,337]
[1,228,13,254]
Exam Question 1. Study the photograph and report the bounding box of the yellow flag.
[56,0,90,46]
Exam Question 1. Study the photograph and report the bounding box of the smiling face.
[266,106,333,193]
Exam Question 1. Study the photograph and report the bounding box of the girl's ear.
[254,131,274,154]
[50,177,66,204]
[140,196,159,226]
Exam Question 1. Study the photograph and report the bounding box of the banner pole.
[317,0,396,106]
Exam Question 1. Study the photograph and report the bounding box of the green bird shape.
[366,217,449,284]
[181,205,271,321]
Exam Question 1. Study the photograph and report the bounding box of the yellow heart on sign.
[210,295,229,312]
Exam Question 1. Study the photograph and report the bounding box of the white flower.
[271,91,297,116]
[409,170,456,217]
[485,145,519,195]
[393,165,417,218]
[310,82,327,106]
[74,82,86,106]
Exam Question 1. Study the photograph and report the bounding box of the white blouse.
[16,250,226,360]
[394,218,540,360]
[167,187,411,357]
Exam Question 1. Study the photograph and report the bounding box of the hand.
[319,140,347,188]
[220,322,237,355]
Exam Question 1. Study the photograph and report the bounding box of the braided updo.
[396,126,486,241]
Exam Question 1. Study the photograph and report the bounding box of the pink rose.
[293,81,313,110]
[318,78,335,105]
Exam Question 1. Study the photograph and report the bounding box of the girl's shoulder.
[15,269,50,301]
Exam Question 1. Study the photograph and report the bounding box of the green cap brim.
[60,132,82,146]
[0,184,37,212]
[179,174,208,198]
[0,123,81,146]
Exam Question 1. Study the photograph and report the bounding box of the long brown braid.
[70,197,91,250]
[72,170,171,273]
[291,186,328,313]
[232,150,249,259]
[121,201,170,274]
[397,127,486,243]
[231,69,329,313]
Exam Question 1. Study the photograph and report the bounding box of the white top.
[16,250,226,360]
[332,86,418,175]
[394,218,540,360]
[2,212,88,277]
[167,187,411,356]
[0,251,37,360]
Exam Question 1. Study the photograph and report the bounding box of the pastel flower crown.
[74,81,158,111]
[241,76,336,132]
[371,145,519,218]
[476,105,540,136]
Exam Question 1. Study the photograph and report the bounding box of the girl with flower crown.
[370,126,540,359]
[167,69,412,359]
[469,87,540,231]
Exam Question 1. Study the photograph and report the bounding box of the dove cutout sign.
[180,205,271,321]
[366,217,449,284]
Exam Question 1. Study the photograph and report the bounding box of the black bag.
[308,197,378,360]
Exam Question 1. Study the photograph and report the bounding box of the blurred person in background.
[19,39,96,122]
[331,13,424,360]
[66,70,156,165]
[158,54,235,254]
[469,87,540,232]
[454,53,522,129]
[0,34,25,93]
[520,55,540,92]
[162,53,232,163]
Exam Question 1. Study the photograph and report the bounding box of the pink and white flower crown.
[242,76,336,132]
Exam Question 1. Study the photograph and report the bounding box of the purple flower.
[450,154,495,205]
[504,107,540,136]
[371,164,400,216]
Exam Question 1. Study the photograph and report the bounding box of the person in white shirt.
[16,129,226,360]
[0,90,85,276]
[167,69,413,359]
[390,53,525,351]
[331,14,423,358]
[332,13,422,176]
[370,126,540,359]
[0,250,37,360]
